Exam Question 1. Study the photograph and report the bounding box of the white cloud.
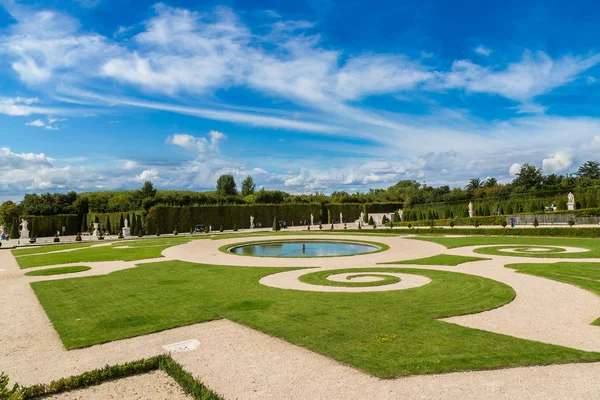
[438,51,600,102]
[44,125,59,131]
[166,130,227,155]
[123,160,137,170]
[542,151,573,174]
[509,163,521,176]
[26,119,45,127]
[474,45,492,56]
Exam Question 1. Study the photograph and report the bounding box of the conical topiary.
[273,216,280,231]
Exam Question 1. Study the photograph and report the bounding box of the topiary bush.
[408,223,412,229]
[501,220,508,228]
[331,223,334,230]
[533,217,539,228]
[204,226,209,233]
[233,224,238,232]
[569,218,575,227]
[219,225,224,232]
[319,223,322,230]
[368,216,375,225]
[156,229,161,236]
[75,232,82,242]
[449,221,455,228]
[273,216,280,231]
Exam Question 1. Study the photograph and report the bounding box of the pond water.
[229,241,379,257]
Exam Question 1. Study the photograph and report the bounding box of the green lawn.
[25,266,91,276]
[508,261,600,325]
[383,254,489,266]
[30,261,600,378]
[298,269,401,287]
[12,243,95,256]
[13,238,192,269]
[412,236,600,258]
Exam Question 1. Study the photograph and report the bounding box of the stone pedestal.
[122,227,131,237]
[92,222,100,237]
[468,210,474,218]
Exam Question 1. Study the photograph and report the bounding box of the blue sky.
[1,0,600,201]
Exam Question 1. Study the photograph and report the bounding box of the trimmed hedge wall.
[325,203,363,224]
[364,202,403,214]
[86,211,144,234]
[146,204,323,234]
[343,227,600,238]
[23,214,81,237]
[397,216,506,227]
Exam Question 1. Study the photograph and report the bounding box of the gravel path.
[3,235,600,399]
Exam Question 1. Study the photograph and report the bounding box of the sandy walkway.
[3,235,600,399]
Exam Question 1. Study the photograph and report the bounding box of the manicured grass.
[25,266,91,276]
[31,261,600,378]
[412,236,600,258]
[299,270,401,287]
[219,238,389,258]
[14,238,192,269]
[383,254,489,266]
[12,243,95,256]
[507,261,600,325]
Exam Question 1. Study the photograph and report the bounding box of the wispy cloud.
[474,45,492,56]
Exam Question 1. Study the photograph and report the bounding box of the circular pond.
[228,240,381,257]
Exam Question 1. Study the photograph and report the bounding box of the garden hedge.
[146,204,323,234]
[21,214,81,238]
[343,227,600,238]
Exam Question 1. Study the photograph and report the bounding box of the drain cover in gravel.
[162,339,200,353]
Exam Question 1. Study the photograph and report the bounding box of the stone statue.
[122,219,131,237]
[468,202,474,218]
[568,192,575,210]
[398,209,404,222]
[250,215,254,229]
[339,212,343,224]
[360,211,365,222]
[20,219,30,240]
[310,214,314,226]
[92,222,100,237]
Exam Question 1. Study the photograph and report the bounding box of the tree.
[136,215,143,236]
[577,161,600,180]
[105,216,112,234]
[11,218,19,238]
[465,178,483,191]
[241,175,256,196]
[0,201,19,227]
[119,213,125,230]
[512,163,543,191]
[216,174,237,196]
[533,216,539,228]
[140,181,157,198]
[484,178,498,188]
[273,216,280,231]
[80,214,88,233]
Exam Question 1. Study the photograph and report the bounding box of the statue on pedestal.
[19,219,30,240]
[568,192,575,211]
[468,202,474,218]
[122,219,131,236]
[339,212,343,224]
[310,214,314,226]
[250,215,255,229]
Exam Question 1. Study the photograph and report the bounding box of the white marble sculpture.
[122,218,131,236]
[250,215,255,229]
[20,219,30,239]
[310,213,314,226]
[339,212,343,224]
[468,202,474,218]
[398,209,404,222]
[568,192,575,211]
[92,222,100,237]
[360,211,365,223]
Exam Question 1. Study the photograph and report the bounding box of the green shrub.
[219,225,224,232]
[373,222,377,229]
[190,227,193,234]
[501,220,508,228]
[156,229,160,236]
[319,223,323,230]
[331,223,334,230]
[381,215,389,224]
[273,216,280,231]
[533,217,539,228]
[368,216,374,225]
[204,226,209,233]
[0,371,23,400]
[105,216,112,235]
[233,224,238,232]
[75,232,82,242]
[449,221,455,228]
[408,223,412,229]
[569,218,575,227]
[11,218,19,239]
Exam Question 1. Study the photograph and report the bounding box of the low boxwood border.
[220,238,390,258]
[2,354,222,400]
[299,271,401,287]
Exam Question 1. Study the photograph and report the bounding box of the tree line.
[2,161,600,228]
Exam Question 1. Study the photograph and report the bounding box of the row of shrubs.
[341,226,600,237]
[0,355,222,400]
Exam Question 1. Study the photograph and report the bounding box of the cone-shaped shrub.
[75,232,82,241]
[368,216,374,225]
[273,216,280,231]
[11,218,19,239]
[219,225,224,232]
[105,216,112,235]
[80,214,87,234]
